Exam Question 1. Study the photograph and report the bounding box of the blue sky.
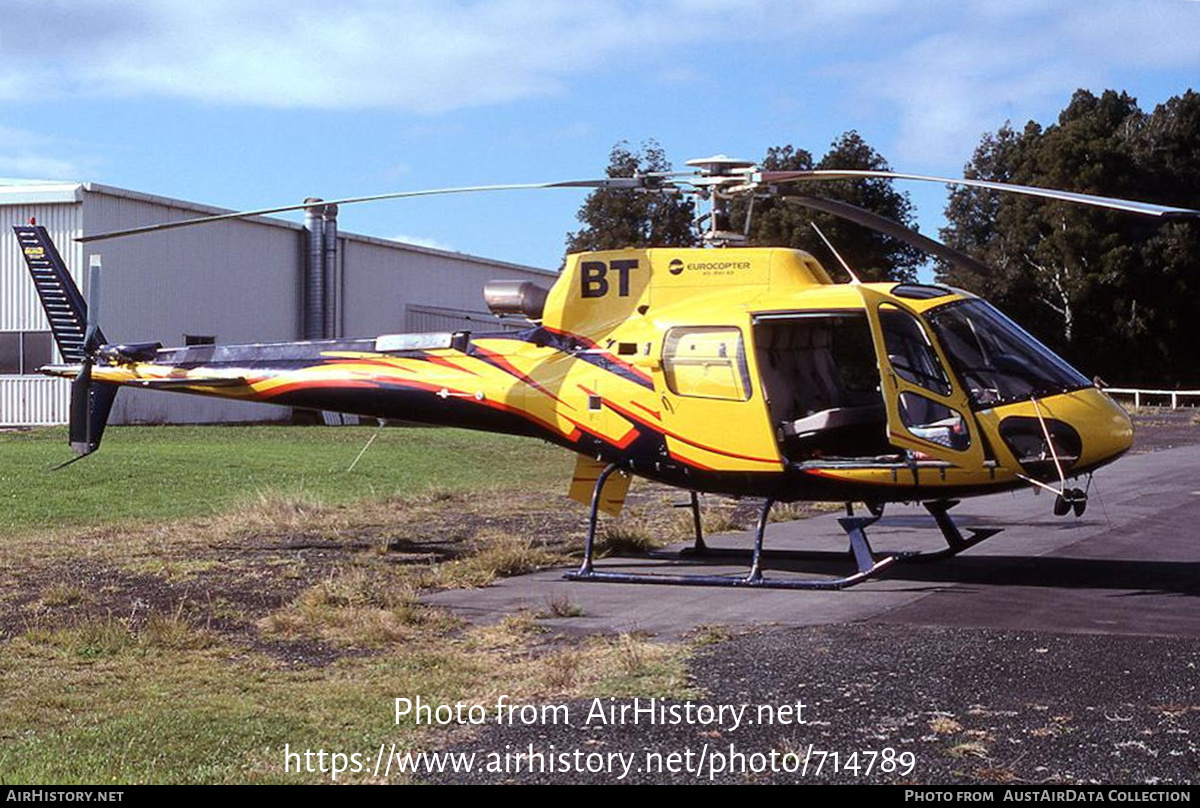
[1,0,1198,271]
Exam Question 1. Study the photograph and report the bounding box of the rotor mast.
[683,155,757,248]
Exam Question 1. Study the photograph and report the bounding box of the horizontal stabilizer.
[127,377,247,389]
[38,364,247,389]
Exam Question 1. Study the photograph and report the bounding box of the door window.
[663,327,751,401]
[898,392,970,451]
[859,286,985,467]
[878,304,951,396]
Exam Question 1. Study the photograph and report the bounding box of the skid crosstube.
[563,465,999,590]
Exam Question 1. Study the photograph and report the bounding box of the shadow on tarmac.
[631,548,1200,596]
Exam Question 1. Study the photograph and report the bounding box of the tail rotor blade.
[68,360,92,455]
[85,254,102,350]
[65,373,119,459]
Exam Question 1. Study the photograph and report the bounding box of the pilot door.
[858,287,986,469]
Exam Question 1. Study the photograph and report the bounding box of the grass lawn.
[0,424,700,784]
[0,424,572,533]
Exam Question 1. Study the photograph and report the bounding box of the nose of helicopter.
[1074,387,1135,466]
[989,387,1133,481]
[1039,387,1134,471]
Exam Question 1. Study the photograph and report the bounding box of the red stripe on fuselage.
[629,400,662,421]
[470,345,572,409]
[259,370,581,443]
[562,414,639,450]
[421,354,480,375]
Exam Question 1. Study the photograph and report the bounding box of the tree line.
[567,89,1200,387]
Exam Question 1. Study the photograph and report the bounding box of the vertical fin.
[13,225,105,362]
[13,225,117,459]
[68,365,118,456]
[568,455,631,517]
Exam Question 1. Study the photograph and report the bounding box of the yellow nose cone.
[1061,387,1134,467]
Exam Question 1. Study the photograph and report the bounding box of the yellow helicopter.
[15,156,1198,589]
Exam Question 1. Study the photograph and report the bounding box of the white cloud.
[840,1,1200,169]
[0,154,80,179]
[0,0,1195,177]
[0,126,83,179]
[0,0,891,111]
[389,233,456,252]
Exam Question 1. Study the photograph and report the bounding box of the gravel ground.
[424,624,1199,785]
[1131,408,1199,453]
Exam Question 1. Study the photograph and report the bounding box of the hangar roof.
[0,178,554,276]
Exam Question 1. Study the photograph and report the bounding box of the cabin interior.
[754,313,894,462]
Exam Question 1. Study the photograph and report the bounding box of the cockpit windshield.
[925,299,1090,407]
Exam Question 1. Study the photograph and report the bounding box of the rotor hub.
[685,154,757,176]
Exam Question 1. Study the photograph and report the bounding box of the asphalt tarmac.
[423,433,1200,785]
[428,443,1200,640]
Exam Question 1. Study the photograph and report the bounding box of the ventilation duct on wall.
[303,198,325,340]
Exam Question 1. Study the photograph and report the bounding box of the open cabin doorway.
[753,312,893,463]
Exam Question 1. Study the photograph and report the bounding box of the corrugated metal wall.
[1,377,69,425]
[1,183,556,427]
[341,235,553,338]
[405,303,526,333]
[83,190,304,347]
[83,188,303,424]
[0,197,80,425]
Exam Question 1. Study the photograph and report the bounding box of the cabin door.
[858,287,986,469]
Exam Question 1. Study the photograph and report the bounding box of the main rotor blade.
[77,178,643,243]
[777,191,992,277]
[759,169,1200,219]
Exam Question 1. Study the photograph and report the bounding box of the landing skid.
[563,466,1001,590]
[903,499,1004,563]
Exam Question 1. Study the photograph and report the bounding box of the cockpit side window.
[878,304,952,396]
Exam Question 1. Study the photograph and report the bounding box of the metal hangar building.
[0,180,553,426]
